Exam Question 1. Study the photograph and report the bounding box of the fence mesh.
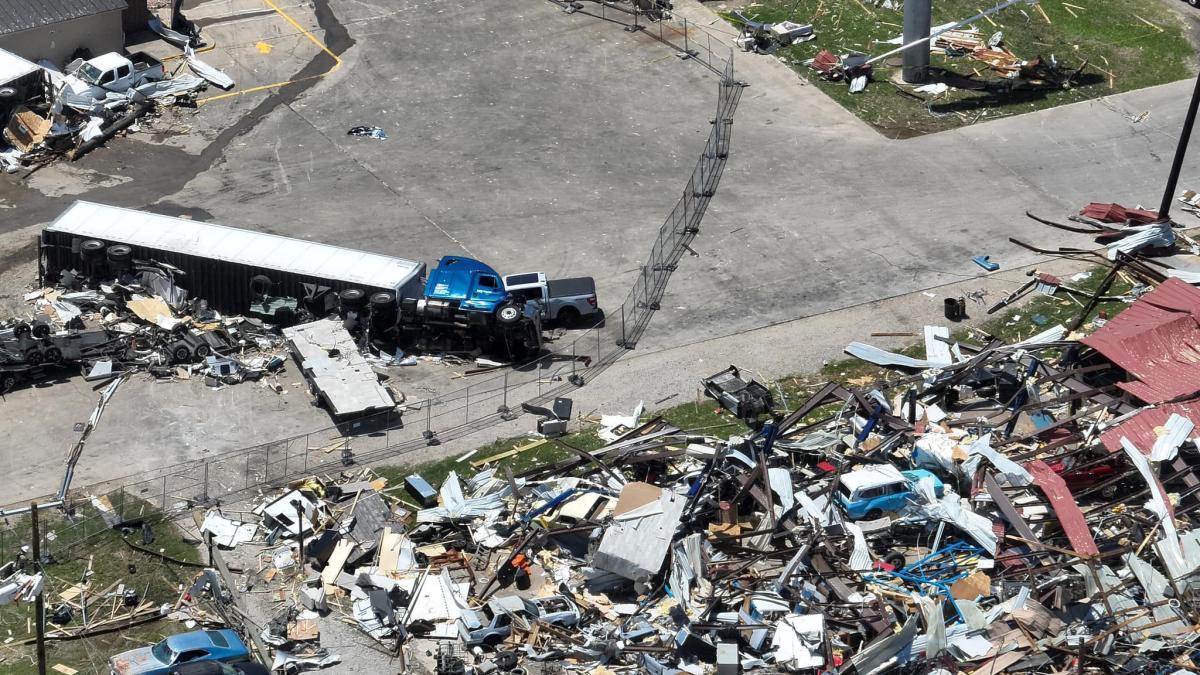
[0,4,744,560]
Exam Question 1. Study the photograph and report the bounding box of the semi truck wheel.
[496,303,521,324]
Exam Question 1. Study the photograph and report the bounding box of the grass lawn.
[0,498,201,674]
[726,0,1194,136]
[383,262,1139,489]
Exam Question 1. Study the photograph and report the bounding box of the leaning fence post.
[502,370,510,413]
[620,304,627,347]
[161,475,167,510]
[684,17,690,55]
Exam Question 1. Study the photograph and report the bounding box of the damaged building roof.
[1081,277,1200,403]
[0,0,128,35]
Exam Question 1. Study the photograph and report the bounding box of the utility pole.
[902,0,931,83]
[1158,70,1200,222]
[30,502,46,675]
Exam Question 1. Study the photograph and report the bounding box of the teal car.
[109,629,250,675]
[837,466,944,520]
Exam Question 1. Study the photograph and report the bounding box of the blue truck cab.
[837,466,944,520]
[421,256,522,324]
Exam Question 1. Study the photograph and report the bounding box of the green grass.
[727,0,1193,136]
[0,497,200,674]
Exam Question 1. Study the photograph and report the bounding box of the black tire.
[249,274,273,297]
[172,345,191,363]
[194,345,211,359]
[864,509,883,521]
[24,349,42,366]
[1191,0,1199,7]
[1100,484,1118,499]
[0,87,18,101]
[883,550,906,569]
[482,635,503,648]
[31,323,50,339]
[0,373,17,393]
[557,306,580,327]
[80,239,106,257]
[106,244,132,262]
[370,291,396,308]
[43,346,63,363]
[495,302,521,325]
[12,322,30,339]
[339,288,367,309]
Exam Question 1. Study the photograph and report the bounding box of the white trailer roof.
[45,201,423,291]
[0,48,39,83]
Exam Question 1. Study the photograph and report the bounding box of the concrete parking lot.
[2,0,1200,507]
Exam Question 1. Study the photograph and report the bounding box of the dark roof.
[0,0,128,36]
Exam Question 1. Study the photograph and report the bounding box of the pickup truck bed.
[547,277,595,298]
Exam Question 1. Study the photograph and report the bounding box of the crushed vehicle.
[109,629,250,675]
[63,52,165,100]
[837,466,944,520]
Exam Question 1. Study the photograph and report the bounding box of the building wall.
[0,10,124,67]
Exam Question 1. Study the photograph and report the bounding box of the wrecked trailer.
[39,201,428,319]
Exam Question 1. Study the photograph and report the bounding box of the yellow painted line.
[198,0,343,104]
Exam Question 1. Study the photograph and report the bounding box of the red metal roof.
[1081,278,1200,404]
[1025,460,1100,557]
[1100,402,1200,453]
[1079,202,1159,224]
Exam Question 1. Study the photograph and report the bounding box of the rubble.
[200,262,1200,672]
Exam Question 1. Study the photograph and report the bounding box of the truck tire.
[370,291,396,308]
[0,372,16,393]
[557,306,580,327]
[43,346,63,364]
[339,288,367,310]
[194,344,211,359]
[495,302,521,325]
[172,344,191,363]
[13,322,30,339]
[32,323,50,339]
[883,550,906,569]
[250,274,272,298]
[106,244,132,262]
[24,349,42,366]
[80,239,106,257]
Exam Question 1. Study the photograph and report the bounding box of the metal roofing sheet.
[0,47,37,82]
[1080,278,1200,404]
[1099,402,1200,454]
[1025,459,1100,557]
[45,201,423,292]
[0,0,128,36]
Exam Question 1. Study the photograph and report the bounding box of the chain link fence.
[0,7,745,559]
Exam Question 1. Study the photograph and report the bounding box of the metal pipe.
[1158,69,1200,221]
[902,0,931,83]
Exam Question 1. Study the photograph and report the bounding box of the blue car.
[109,629,250,675]
[837,466,944,520]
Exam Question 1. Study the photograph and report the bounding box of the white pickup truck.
[63,52,165,100]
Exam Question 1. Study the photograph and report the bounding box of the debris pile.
[0,19,233,172]
[202,269,1200,673]
[1,257,288,394]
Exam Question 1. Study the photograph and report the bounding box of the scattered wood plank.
[470,439,548,468]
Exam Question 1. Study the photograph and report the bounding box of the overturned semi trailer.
[39,201,426,318]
